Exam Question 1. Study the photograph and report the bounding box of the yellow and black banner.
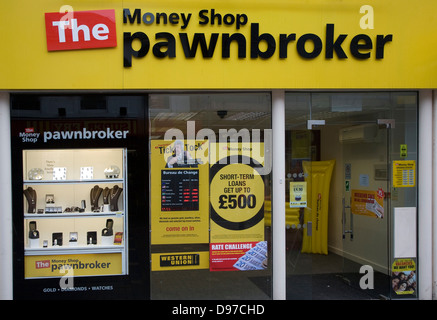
[393,160,416,188]
[151,251,209,271]
[209,142,267,271]
[150,139,210,270]
[25,253,123,278]
[150,140,210,245]
[2,0,437,89]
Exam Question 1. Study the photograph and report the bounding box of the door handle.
[342,197,353,240]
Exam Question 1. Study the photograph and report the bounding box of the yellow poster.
[393,160,416,188]
[351,189,384,218]
[290,181,307,208]
[150,140,209,245]
[391,259,417,296]
[25,253,122,278]
[209,142,265,242]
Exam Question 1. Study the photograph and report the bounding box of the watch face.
[28,168,44,180]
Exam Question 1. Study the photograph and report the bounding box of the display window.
[22,148,128,278]
[11,94,149,299]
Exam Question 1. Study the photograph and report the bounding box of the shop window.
[11,94,149,299]
[149,93,272,299]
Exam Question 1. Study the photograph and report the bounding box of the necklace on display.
[23,187,37,213]
[90,185,103,211]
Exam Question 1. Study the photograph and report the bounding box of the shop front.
[0,0,436,301]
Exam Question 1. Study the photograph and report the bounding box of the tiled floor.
[150,250,390,300]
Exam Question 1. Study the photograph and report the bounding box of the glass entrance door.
[285,92,418,300]
[340,120,391,299]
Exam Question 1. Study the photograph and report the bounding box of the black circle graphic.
[210,155,265,231]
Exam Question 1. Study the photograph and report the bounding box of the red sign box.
[45,10,117,51]
[35,260,50,269]
[210,241,268,271]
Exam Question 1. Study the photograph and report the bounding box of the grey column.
[0,92,12,299]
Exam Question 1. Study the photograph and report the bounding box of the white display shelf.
[24,211,124,219]
[23,178,124,185]
[25,245,125,256]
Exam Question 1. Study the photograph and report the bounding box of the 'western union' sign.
[152,251,209,271]
[160,254,200,267]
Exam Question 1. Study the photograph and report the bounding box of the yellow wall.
[1,0,436,89]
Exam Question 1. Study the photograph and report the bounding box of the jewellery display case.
[22,148,128,278]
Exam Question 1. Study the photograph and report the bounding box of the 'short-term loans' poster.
[209,142,267,271]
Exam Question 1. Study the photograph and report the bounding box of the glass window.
[284,92,418,300]
[149,93,272,299]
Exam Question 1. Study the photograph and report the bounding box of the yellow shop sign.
[25,253,123,278]
[1,0,436,89]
